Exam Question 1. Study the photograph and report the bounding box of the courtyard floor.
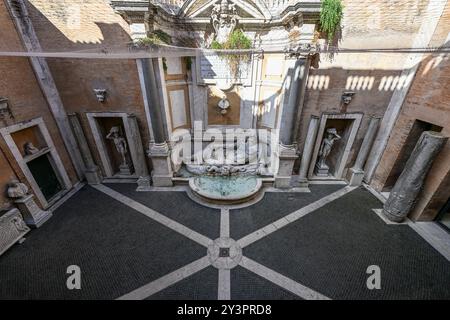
[0,182,449,300]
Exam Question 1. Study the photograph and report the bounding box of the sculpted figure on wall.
[315,128,341,176]
[211,0,238,44]
[7,180,29,199]
[24,142,39,155]
[106,126,131,175]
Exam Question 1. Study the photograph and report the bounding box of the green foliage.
[319,0,343,41]
[210,40,223,50]
[210,29,252,78]
[135,29,172,47]
[223,29,252,50]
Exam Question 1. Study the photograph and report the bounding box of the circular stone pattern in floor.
[207,237,242,269]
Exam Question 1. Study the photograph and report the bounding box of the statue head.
[7,180,29,199]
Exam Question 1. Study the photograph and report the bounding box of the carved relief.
[211,0,238,44]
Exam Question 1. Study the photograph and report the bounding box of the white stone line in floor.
[238,186,357,248]
[93,184,213,248]
[239,256,330,300]
[308,180,347,185]
[264,187,311,193]
[117,256,211,300]
[218,269,231,300]
[407,221,450,262]
[372,209,409,225]
[362,183,387,204]
[136,185,188,192]
[220,209,230,238]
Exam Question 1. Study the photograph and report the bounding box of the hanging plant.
[134,29,172,48]
[319,0,344,41]
[211,29,252,79]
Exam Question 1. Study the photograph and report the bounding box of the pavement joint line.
[117,256,211,300]
[220,209,230,238]
[92,184,213,248]
[239,256,330,300]
[218,269,231,300]
[237,186,357,248]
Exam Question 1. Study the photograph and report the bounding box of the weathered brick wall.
[297,0,433,174]
[371,2,450,221]
[0,0,78,210]
[25,0,152,176]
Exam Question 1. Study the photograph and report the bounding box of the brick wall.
[25,0,152,176]
[297,0,434,174]
[0,0,78,210]
[371,2,450,220]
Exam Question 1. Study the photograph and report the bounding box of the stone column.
[298,116,319,187]
[139,58,173,187]
[348,116,380,186]
[383,131,447,222]
[125,115,150,189]
[275,59,307,188]
[68,114,102,184]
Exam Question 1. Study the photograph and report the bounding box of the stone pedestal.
[298,116,319,187]
[136,175,151,190]
[0,208,30,256]
[348,116,380,186]
[314,162,330,177]
[275,145,298,189]
[119,164,132,176]
[14,195,52,228]
[149,142,173,187]
[383,131,447,222]
[84,166,102,185]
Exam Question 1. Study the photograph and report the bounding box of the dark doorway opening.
[437,197,450,232]
[383,120,442,192]
[27,155,62,201]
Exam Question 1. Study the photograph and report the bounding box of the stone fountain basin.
[189,175,262,203]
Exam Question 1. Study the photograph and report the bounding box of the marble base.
[348,168,364,186]
[136,175,151,190]
[151,174,173,187]
[85,166,102,185]
[297,177,309,188]
[0,208,30,256]
[314,163,329,177]
[14,195,53,228]
[119,164,132,176]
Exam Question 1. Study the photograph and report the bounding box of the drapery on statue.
[106,126,130,172]
[315,128,341,174]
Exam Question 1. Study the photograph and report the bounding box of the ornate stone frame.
[308,113,363,180]
[0,117,72,208]
[86,112,147,178]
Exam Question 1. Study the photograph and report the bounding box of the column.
[125,115,150,189]
[274,59,307,188]
[347,116,380,186]
[383,131,447,222]
[68,114,102,184]
[298,116,319,187]
[139,58,173,187]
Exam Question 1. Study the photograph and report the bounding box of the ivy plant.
[319,0,344,41]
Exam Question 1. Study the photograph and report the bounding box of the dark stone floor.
[0,183,449,300]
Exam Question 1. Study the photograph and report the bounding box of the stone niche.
[308,113,363,179]
[207,86,241,126]
[86,112,147,179]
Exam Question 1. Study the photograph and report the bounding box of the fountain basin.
[189,175,262,204]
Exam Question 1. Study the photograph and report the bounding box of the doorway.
[436,197,450,232]
[27,154,62,201]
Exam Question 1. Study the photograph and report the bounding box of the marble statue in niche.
[315,128,341,177]
[106,126,131,175]
[24,142,39,155]
[211,0,238,44]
